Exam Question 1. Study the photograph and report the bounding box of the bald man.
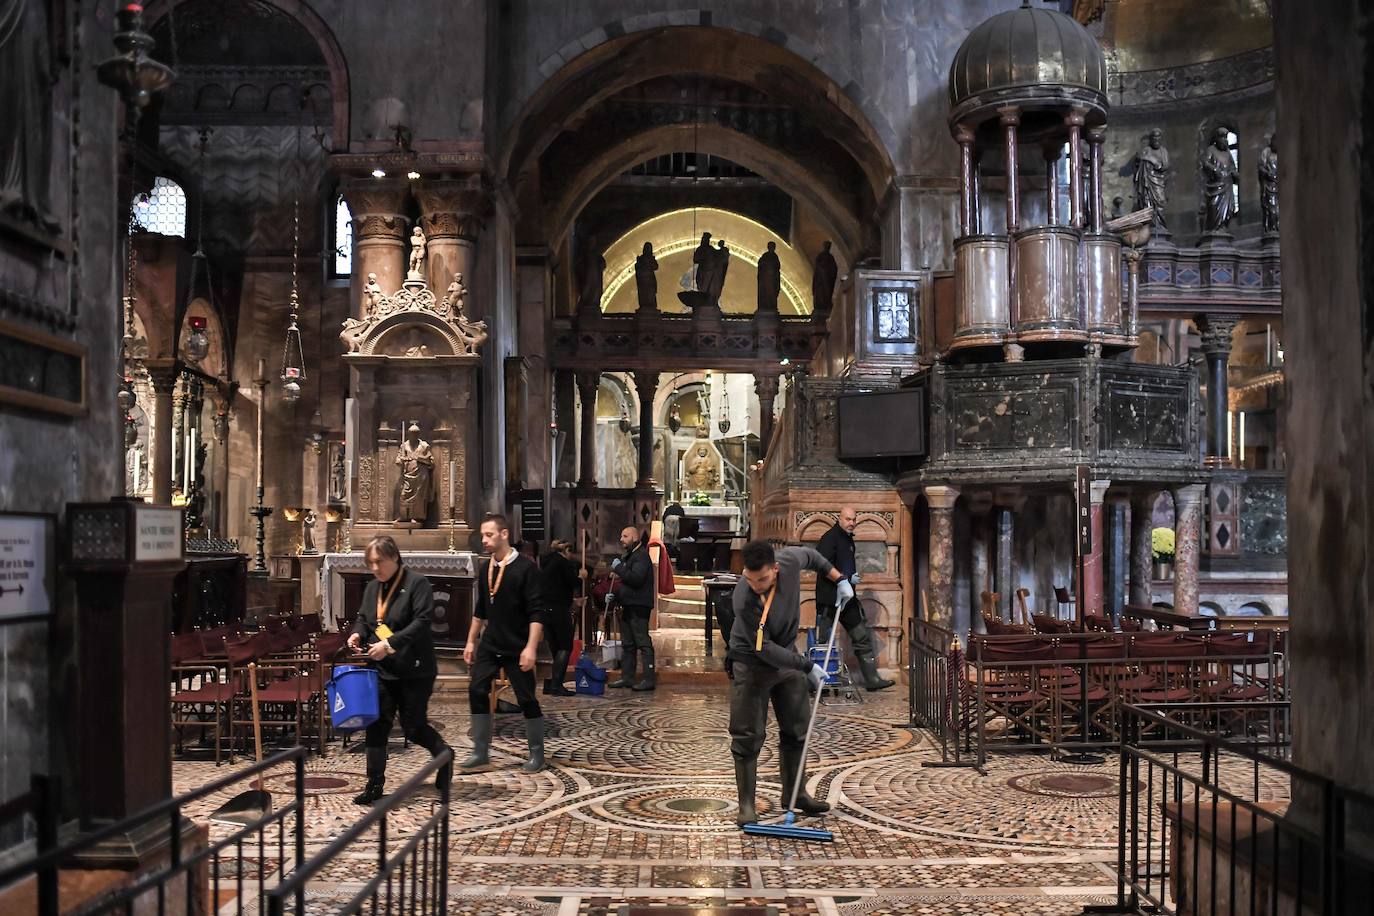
[608,526,657,690]
[816,508,894,690]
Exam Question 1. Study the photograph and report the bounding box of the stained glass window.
[133,177,186,237]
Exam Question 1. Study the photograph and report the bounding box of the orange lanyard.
[754,585,777,651]
[488,552,509,598]
[376,569,403,623]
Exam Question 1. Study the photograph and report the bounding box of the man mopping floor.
[726,539,857,833]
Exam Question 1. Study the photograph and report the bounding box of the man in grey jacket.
[608,526,657,691]
[727,540,856,827]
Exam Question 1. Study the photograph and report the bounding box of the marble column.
[999,108,1021,234]
[575,371,600,489]
[1082,479,1111,618]
[414,178,483,299]
[340,177,409,317]
[1197,313,1240,464]
[632,370,659,489]
[1043,144,1061,226]
[754,374,779,458]
[1105,496,1129,623]
[1128,490,1158,607]
[969,507,991,627]
[955,123,976,236]
[925,486,960,627]
[1087,126,1106,233]
[1065,108,1086,229]
[144,359,179,507]
[1172,484,1207,616]
[994,505,1014,620]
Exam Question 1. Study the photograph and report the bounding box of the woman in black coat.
[348,536,453,804]
[538,539,582,696]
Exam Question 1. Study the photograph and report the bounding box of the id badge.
[755,627,764,652]
[375,623,394,640]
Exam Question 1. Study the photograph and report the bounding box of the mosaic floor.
[174,681,1130,914]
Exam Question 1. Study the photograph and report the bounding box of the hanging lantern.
[96,4,175,110]
[717,384,731,435]
[618,407,631,434]
[278,111,308,403]
[668,405,682,434]
[117,376,137,412]
[184,314,209,364]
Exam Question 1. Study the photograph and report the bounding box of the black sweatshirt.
[475,553,548,655]
[728,546,836,671]
[538,550,582,609]
[815,523,856,607]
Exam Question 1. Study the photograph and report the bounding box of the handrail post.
[35,775,57,916]
[1320,778,1337,915]
[294,750,306,915]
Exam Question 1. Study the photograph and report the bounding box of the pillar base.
[70,815,202,872]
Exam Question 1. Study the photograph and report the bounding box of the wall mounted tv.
[836,388,926,459]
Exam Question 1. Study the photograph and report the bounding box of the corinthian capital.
[414,178,486,241]
[339,177,410,241]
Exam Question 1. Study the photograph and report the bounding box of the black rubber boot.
[459,714,492,770]
[521,717,546,773]
[608,649,637,688]
[858,656,896,691]
[354,747,387,805]
[779,747,830,816]
[734,757,758,827]
[544,650,575,695]
[434,745,454,793]
[631,651,657,691]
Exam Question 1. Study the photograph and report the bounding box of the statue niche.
[682,440,723,492]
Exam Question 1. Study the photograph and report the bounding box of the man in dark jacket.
[816,507,894,690]
[539,539,582,696]
[729,540,855,827]
[349,536,453,805]
[460,514,550,772]
[608,525,657,691]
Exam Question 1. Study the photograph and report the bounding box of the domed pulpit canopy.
[948,0,1108,131]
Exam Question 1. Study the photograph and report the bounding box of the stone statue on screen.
[408,226,427,279]
[1131,129,1171,229]
[1258,132,1279,235]
[812,240,838,312]
[442,272,468,319]
[394,423,434,523]
[684,442,720,490]
[692,233,720,304]
[709,239,731,303]
[578,248,605,312]
[1200,127,1239,232]
[329,449,347,503]
[364,273,385,314]
[634,242,658,311]
[302,509,318,554]
[757,241,781,312]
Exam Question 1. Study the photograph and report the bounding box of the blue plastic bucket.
[808,646,842,685]
[575,657,607,696]
[327,664,380,731]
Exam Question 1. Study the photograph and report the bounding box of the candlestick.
[448,459,456,511]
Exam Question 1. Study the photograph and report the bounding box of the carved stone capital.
[631,369,659,399]
[1172,483,1207,511]
[414,179,486,240]
[1197,313,1241,357]
[340,178,410,241]
[143,358,181,394]
[754,374,779,401]
[574,370,601,405]
[924,485,961,511]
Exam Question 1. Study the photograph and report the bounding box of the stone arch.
[146,0,351,150]
[1236,600,1273,616]
[546,122,864,259]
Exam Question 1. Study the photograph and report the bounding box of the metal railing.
[907,617,979,770]
[0,747,305,916]
[1095,703,1374,915]
[266,747,452,915]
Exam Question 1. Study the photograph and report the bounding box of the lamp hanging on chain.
[279,98,309,403]
[181,129,214,365]
[717,380,731,435]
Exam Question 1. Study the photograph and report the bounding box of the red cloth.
[649,537,676,596]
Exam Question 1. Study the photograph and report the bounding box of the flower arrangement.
[688,491,712,507]
[1151,527,1175,561]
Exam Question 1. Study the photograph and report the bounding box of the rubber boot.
[858,656,896,691]
[779,747,830,816]
[734,757,758,827]
[544,650,575,696]
[631,649,657,691]
[434,745,455,793]
[608,648,637,688]
[353,747,386,805]
[521,717,546,772]
[459,713,492,770]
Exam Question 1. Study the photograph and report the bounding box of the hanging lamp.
[279,98,308,403]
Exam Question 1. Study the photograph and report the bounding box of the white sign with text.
[134,508,183,562]
[0,515,52,617]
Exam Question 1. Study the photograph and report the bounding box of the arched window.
[133,177,187,237]
[333,194,353,276]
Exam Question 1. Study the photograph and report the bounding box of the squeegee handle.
[787,596,845,813]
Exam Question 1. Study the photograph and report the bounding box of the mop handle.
[787,595,845,813]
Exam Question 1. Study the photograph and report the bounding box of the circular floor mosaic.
[587,782,777,832]
[1006,771,1119,798]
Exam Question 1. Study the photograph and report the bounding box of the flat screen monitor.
[837,388,926,459]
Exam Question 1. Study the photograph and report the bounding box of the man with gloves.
[727,539,857,827]
[815,507,894,691]
[608,526,657,691]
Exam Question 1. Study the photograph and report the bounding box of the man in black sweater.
[539,539,582,696]
[816,507,894,691]
[460,514,549,773]
[608,526,657,691]
[729,540,856,827]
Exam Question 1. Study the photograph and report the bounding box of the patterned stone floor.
[174,682,1132,914]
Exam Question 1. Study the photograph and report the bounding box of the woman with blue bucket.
[347,536,454,806]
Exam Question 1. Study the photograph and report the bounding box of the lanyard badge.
[754,585,777,652]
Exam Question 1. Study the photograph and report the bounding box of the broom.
[741,594,845,843]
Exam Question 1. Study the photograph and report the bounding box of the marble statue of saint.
[634,242,658,311]
[1131,129,1171,229]
[578,249,605,311]
[0,0,56,231]
[302,509,318,554]
[812,240,838,312]
[1258,132,1279,235]
[329,448,347,503]
[757,241,781,312]
[442,272,468,318]
[692,233,717,300]
[408,226,427,278]
[684,442,720,490]
[704,239,730,305]
[1200,127,1239,232]
[394,423,434,523]
[364,272,385,314]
